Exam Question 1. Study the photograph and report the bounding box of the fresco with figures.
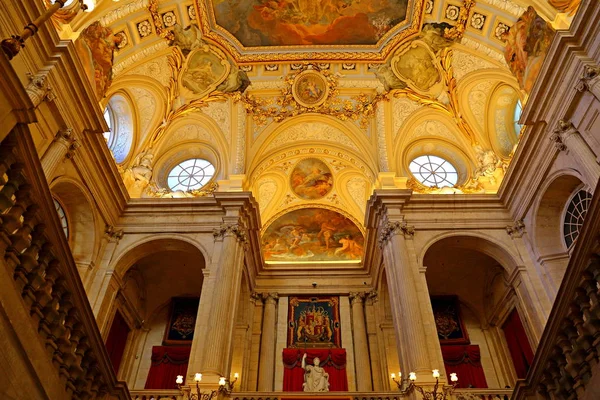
[212,0,410,47]
[262,208,363,262]
[503,6,554,93]
[288,296,341,348]
[290,158,333,200]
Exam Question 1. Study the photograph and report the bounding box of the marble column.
[365,292,384,391]
[379,220,441,382]
[257,292,278,391]
[553,120,600,189]
[199,223,247,381]
[41,128,76,179]
[349,292,373,391]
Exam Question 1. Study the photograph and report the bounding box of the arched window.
[563,189,593,249]
[409,155,458,187]
[53,198,69,238]
[103,95,134,164]
[167,158,215,191]
[514,100,523,136]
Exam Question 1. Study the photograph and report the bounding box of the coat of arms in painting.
[288,296,341,348]
[164,297,199,344]
[431,295,470,344]
[179,45,230,99]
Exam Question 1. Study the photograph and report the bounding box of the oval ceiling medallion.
[290,158,333,200]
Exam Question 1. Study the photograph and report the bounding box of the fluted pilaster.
[199,223,247,377]
[41,128,76,179]
[349,291,372,391]
[257,292,278,391]
[553,120,600,189]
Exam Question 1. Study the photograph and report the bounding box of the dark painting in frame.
[163,297,199,345]
[430,295,470,345]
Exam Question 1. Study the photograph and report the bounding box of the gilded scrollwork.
[144,181,218,198]
[235,64,386,129]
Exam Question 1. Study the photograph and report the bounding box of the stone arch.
[249,114,377,174]
[50,177,99,268]
[112,236,208,278]
[419,231,521,273]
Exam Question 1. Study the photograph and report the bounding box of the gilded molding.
[506,220,526,238]
[378,221,415,247]
[213,223,248,243]
[443,0,476,41]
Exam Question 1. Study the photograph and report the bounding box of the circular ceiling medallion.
[292,70,329,108]
[290,158,333,200]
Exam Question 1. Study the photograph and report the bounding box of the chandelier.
[175,372,238,400]
[391,369,458,399]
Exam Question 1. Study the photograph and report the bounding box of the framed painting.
[163,297,199,345]
[430,295,470,345]
[288,296,341,348]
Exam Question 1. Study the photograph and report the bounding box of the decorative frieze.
[378,221,415,248]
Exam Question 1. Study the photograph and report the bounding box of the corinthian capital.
[378,220,414,248]
[25,72,55,107]
[506,219,526,238]
[576,64,600,92]
[349,292,367,305]
[213,223,247,243]
[261,292,279,304]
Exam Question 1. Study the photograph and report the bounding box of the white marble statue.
[302,353,330,392]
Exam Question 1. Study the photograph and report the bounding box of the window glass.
[514,100,523,136]
[53,198,69,238]
[409,155,458,188]
[167,159,215,191]
[563,189,593,249]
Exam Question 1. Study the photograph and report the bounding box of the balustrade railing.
[129,390,183,400]
[513,179,600,399]
[0,127,129,399]
[454,388,511,400]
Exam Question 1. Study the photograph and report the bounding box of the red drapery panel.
[282,348,348,391]
[105,310,130,375]
[502,309,534,379]
[144,346,191,389]
[441,345,488,388]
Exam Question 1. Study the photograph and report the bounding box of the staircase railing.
[512,179,600,399]
[0,126,130,399]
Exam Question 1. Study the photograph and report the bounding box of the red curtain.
[441,345,488,388]
[144,346,191,389]
[282,348,348,391]
[105,310,130,375]
[502,309,534,379]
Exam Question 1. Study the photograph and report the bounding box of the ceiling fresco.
[211,0,409,46]
[195,0,424,62]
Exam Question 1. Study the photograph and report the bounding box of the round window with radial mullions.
[409,155,458,188]
[167,158,215,191]
[53,198,69,238]
[563,189,593,249]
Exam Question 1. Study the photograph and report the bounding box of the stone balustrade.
[129,390,183,400]
[232,392,407,400]
[454,388,511,400]
[0,129,129,399]
[513,179,600,399]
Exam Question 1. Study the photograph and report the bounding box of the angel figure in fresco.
[302,353,330,392]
